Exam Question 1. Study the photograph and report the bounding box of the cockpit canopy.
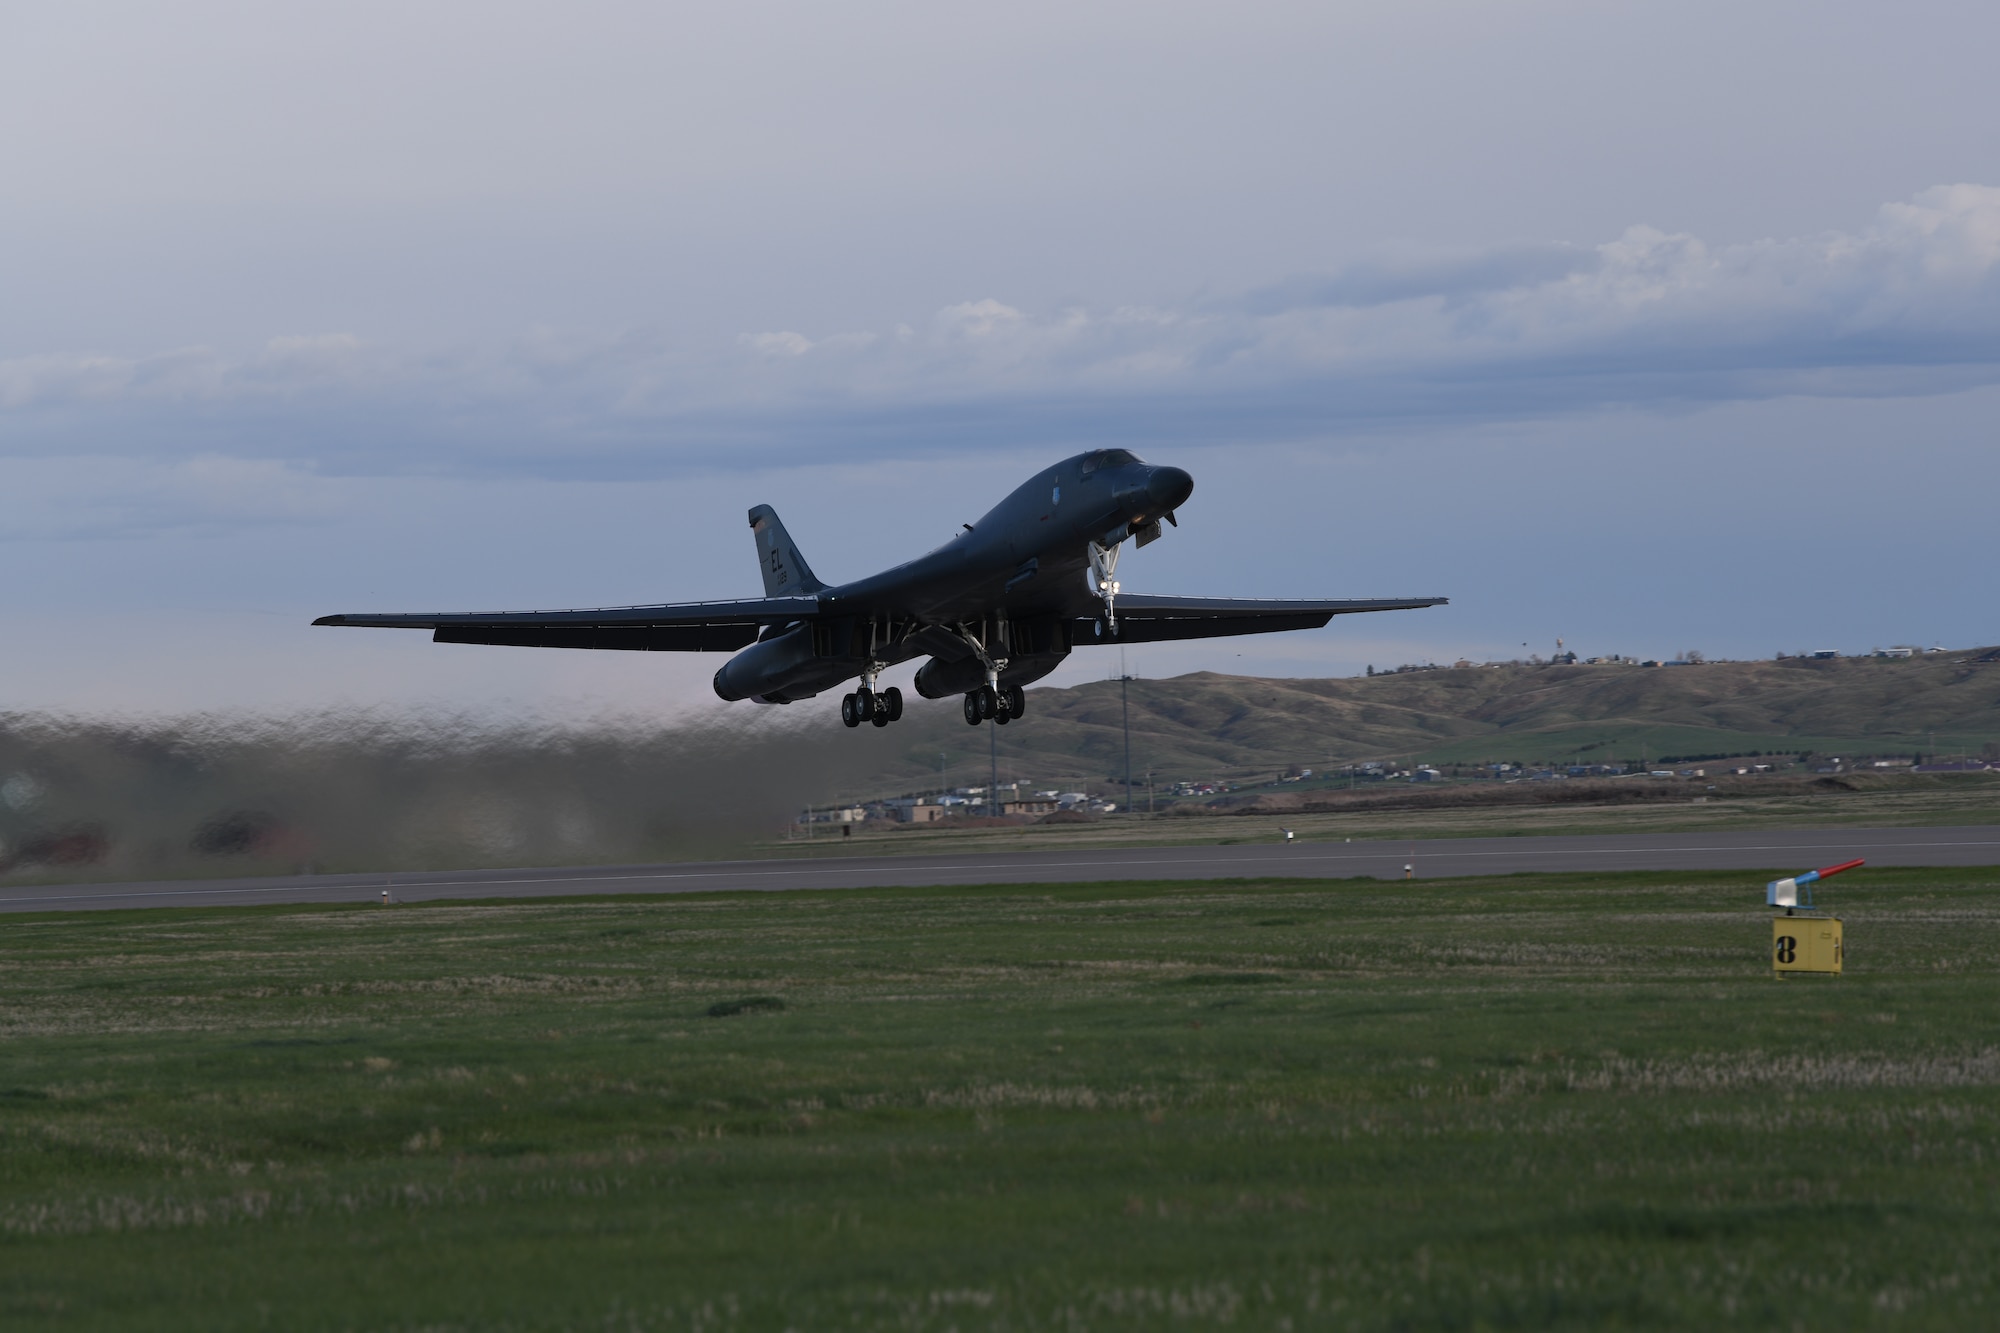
[1078,448,1144,477]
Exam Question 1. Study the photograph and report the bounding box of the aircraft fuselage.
[714,452,1190,704]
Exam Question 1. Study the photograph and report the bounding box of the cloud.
[1232,244,1599,315]
[742,331,814,357]
[5,185,2000,478]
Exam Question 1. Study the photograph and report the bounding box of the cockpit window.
[1079,448,1144,477]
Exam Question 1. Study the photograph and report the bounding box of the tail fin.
[748,505,826,596]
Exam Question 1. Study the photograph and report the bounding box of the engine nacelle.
[912,655,983,699]
[713,623,820,702]
[913,651,1068,699]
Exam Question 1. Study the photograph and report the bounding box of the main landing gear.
[840,685,904,728]
[962,684,1027,726]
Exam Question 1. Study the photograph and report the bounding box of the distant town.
[1368,643,1974,675]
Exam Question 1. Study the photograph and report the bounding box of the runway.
[5,824,2000,913]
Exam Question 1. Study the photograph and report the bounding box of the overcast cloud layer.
[2,0,1996,718]
[7,184,2000,478]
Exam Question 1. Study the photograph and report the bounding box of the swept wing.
[312,597,820,653]
[1084,594,1447,644]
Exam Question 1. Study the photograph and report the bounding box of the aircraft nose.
[1146,465,1194,512]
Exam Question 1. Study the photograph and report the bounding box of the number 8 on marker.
[1774,935,1797,964]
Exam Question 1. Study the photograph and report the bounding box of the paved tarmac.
[5,825,1999,914]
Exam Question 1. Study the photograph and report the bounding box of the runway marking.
[6,833,2000,908]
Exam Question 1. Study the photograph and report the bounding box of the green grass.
[4,871,1999,1329]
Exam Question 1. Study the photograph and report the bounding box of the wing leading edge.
[312,593,1445,652]
[312,596,820,653]
[1084,594,1445,645]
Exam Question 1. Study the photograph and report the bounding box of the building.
[883,799,951,824]
[1002,798,1059,816]
[800,806,869,825]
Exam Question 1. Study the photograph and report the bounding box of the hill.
[847,649,2000,796]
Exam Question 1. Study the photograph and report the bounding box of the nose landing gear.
[1088,539,1123,631]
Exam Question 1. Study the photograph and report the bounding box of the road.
[5,825,1999,913]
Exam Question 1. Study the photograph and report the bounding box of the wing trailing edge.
[1110,594,1448,618]
[1074,595,1446,645]
[313,596,821,652]
[312,596,821,631]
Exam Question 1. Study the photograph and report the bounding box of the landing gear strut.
[1088,539,1123,631]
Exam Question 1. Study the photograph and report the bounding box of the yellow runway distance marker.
[1773,915,1843,977]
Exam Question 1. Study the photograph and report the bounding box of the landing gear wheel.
[993,704,1011,725]
[963,692,983,726]
[840,693,861,728]
[854,687,876,721]
[871,708,891,728]
[883,686,904,721]
[1004,685,1026,719]
[977,685,998,719]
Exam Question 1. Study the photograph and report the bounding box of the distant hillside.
[843,650,2000,797]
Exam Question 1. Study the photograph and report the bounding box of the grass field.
[4,870,1998,1329]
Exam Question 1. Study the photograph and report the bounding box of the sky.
[3,0,1997,719]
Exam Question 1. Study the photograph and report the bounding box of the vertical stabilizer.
[748,505,826,597]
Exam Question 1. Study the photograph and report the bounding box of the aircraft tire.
[993,707,1010,726]
[962,693,983,726]
[854,687,875,720]
[883,686,904,721]
[977,685,998,719]
[870,708,891,728]
[1004,685,1026,718]
[840,694,861,728]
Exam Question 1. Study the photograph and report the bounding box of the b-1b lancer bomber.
[315,451,1446,728]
